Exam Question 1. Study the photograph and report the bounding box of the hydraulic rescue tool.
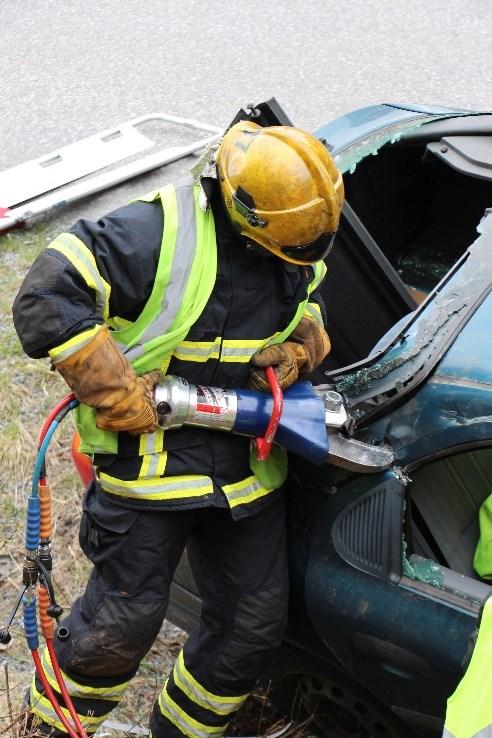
[1,370,393,738]
[153,373,395,472]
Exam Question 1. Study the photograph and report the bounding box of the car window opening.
[315,133,492,377]
[404,448,492,599]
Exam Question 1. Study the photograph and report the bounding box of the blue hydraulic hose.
[22,596,39,650]
[26,400,78,551]
[23,398,79,639]
[25,496,41,551]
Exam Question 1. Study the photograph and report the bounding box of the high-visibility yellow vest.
[474,494,492,579]
[443,596,492,738]
[71,182,326,456]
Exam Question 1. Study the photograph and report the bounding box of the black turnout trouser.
[30,483,289,738]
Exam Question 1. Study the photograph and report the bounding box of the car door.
[301,461,483,736]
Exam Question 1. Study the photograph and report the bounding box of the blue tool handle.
[234,381,329,465]
[25,495,40,550]
[22,595,39,650]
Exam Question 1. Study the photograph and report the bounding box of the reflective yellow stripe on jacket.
[49,233,111,321]
[173,336,275,363]
[304,301,324,326]
[222,475,273,508]
[48,325,104,363]
[98,472,214,501]
[173,338,222,362]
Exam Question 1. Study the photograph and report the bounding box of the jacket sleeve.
[12,200,163,359]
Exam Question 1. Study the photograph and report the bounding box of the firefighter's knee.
[214,583,289,687]
[57,593,168,678]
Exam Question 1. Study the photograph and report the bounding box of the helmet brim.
[280,232,336,264]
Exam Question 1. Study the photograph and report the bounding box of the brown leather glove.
[290,315,331,375]
[249,316,331,392]
[54,326,162,434]
[249,342,307,391]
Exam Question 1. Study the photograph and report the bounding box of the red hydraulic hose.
[256,366,284,461]
[38,394,76,448]
[31,649,81,738]
[38,586,89,738]
[35,401,89,738]
[47,639,89,738]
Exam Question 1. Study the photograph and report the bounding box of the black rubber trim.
[331,476,405,583]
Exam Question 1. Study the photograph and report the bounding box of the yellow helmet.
[216,121,344,264]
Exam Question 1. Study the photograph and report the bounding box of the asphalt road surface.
[2,0,492,224]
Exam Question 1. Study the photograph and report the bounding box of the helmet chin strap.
[245,239,274,258]
[245,240,299,271]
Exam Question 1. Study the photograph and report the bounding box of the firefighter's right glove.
[53,326,162,434]
[249,316,331,392]
[248,341,307,391]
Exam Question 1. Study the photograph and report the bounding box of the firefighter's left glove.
[53,325,163,434]
[249,317,331,392]
[249,341,307,391]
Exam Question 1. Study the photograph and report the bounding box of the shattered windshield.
[334,112,488,175]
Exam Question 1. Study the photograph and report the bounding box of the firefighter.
[443,594,492,737]
[12,120,344,737]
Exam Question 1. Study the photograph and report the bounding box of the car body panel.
[436,290,492,385]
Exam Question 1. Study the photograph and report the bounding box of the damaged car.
[166,102,492,738]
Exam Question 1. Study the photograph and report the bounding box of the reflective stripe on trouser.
[154,650,249,737]
[158,681,229,738]
[172,651,248,716]
[30,667,121,734]
[38,646,130,701]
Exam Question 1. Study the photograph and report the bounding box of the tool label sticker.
[195,385,229,417]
